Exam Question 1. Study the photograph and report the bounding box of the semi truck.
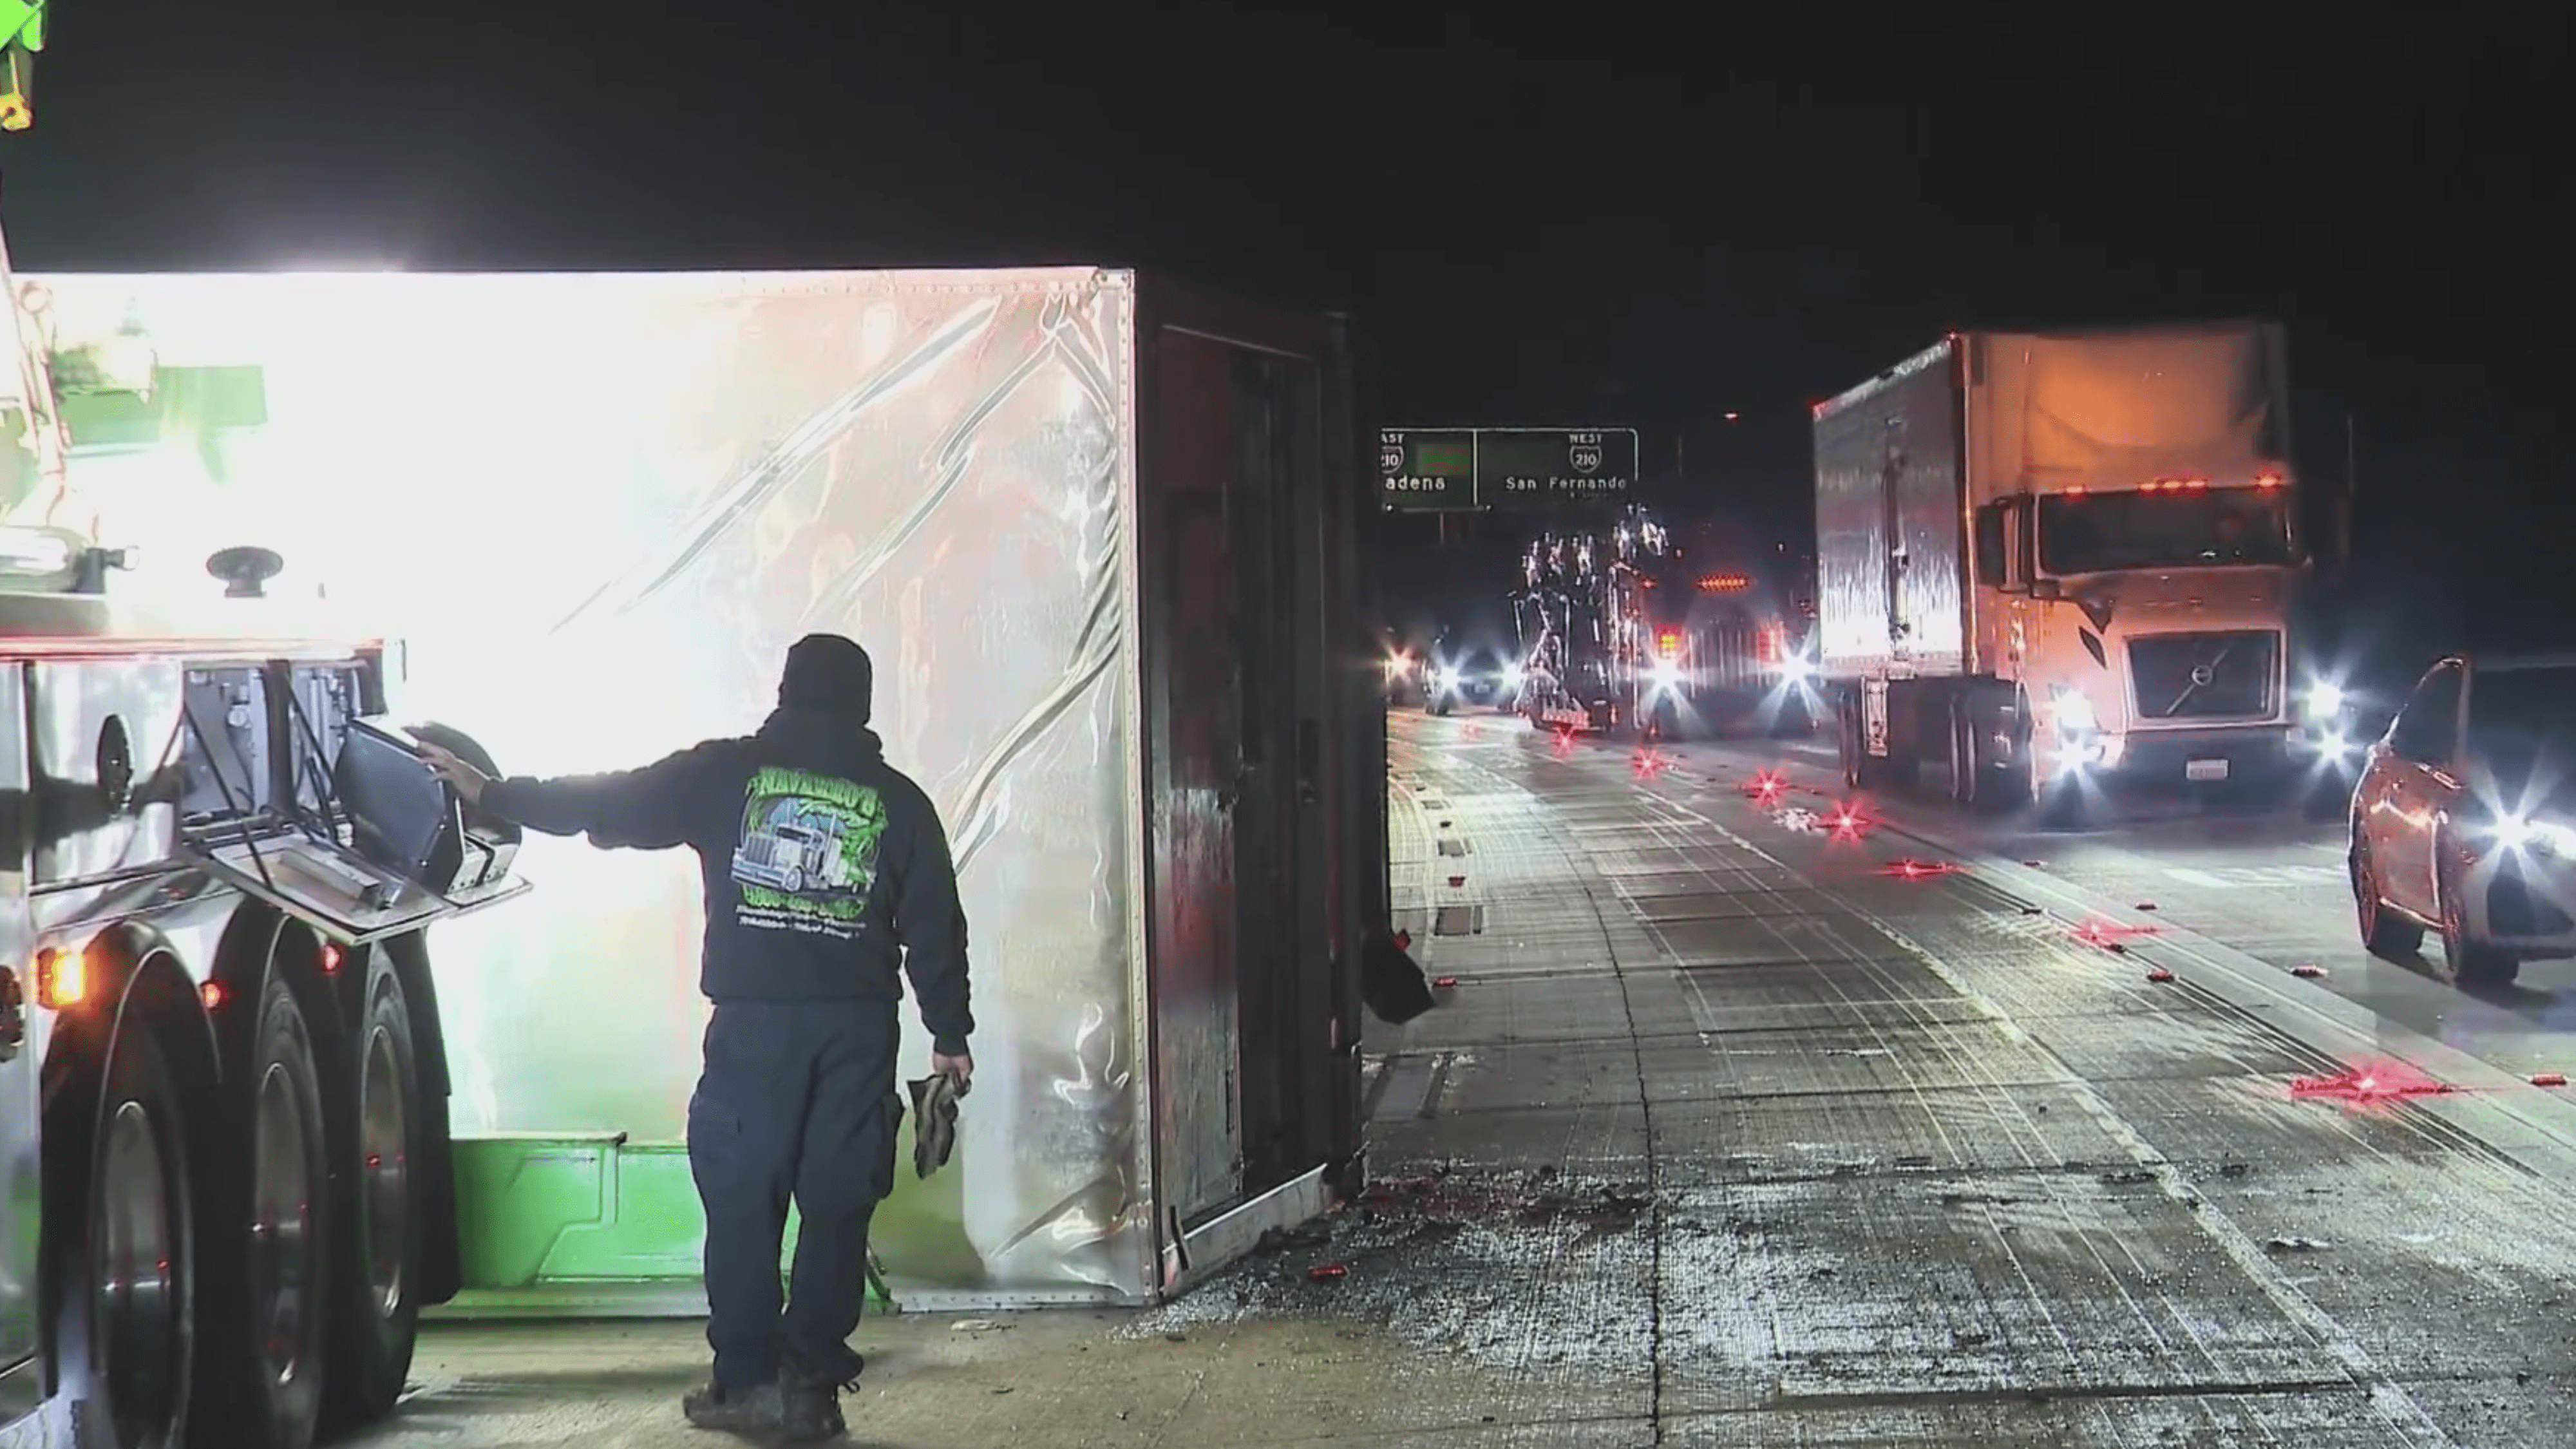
[1513,505,1810,739]
[1814,322,2334,819]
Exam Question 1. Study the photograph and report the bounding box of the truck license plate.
[2186,758,2230,782]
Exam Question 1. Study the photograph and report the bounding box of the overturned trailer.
[26,267,1386,1310]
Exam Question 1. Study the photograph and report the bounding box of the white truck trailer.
[1814,322,2333,819]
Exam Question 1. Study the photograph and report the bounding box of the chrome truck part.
[0,526,533,1449]
[11,267,1379,1318]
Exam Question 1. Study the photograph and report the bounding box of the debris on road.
[2291,963,2327,978]
[2146,968,2175,983]
[2264,1235,2331,1253]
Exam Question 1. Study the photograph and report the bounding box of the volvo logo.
[2188,664,2216,687]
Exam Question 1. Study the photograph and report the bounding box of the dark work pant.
[687,998,902,1392]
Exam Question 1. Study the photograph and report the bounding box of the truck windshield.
[2036,489,2295,574]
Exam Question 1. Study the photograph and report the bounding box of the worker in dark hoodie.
[416,632,972,1443]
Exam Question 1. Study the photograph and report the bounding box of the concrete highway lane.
[344,708,2576,1446]
[1656,718,2576,1086]
[1379,708,2576,1444]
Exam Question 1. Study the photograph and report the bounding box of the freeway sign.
[1380,428,1640,511]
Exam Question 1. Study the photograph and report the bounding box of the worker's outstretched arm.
[428,741,730,851]
[889,783,974,1057]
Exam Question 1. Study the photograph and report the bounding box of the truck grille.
[2127,631,2278,721]
[739,837,782,867]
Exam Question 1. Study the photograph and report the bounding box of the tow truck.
[1,15,531,1448]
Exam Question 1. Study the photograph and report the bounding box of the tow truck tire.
[321,952,427,1432]
[64,1018,197,1449]
[194,969,331,1449]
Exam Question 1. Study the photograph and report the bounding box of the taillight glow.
[320,944,343,974]
[1656,629,1681,654]
[200,980,225,1011]
[1886,859,1955,879]
[1697,573,1751,593]
[1829,804,1865,837]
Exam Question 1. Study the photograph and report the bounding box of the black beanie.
[778,633,875,721]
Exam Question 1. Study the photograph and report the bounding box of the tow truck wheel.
[77,1019,197,1449]
[321,952,427,1431]
[195,967,331,1449]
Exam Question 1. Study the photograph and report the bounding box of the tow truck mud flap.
[433,1134,895,1318]
[188,835,531,946]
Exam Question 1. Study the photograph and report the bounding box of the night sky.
[14,6,2569,680]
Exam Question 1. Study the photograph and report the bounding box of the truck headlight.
[2053,688,2096,732]
[1502,663,1525,692]
[1778,656,1813,685]
[1650,659,1682,690]
[2304,681,2344,718]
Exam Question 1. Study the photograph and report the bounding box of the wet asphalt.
[344,710,2576,1446]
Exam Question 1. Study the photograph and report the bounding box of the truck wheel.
[321,952,426,1431]
[783,865,805,894]
[195,967,331,1449]
[80,1019,198,1449]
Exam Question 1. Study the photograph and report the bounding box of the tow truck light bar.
[1697,573,1750,593]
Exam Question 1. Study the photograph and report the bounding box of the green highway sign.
[1379,428,1640,511]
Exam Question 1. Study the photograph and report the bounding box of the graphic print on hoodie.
[729,765,891,936]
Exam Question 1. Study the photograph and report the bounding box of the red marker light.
[2072,918,2157,949]
[2289,1064,2454,1103]
[319,944,343,974]
[200,980,225,1010]
[1829,804,1865,838]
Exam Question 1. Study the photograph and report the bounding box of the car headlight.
[1502,663,1525,692]
[1432,667,1459,690]
[2495,815,2576,856]
[2052,688,2096,732]
[1650,659,1682,689]
[2305,681,2345,717]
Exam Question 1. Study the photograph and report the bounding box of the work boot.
[777,1359,859,1442]
[682,1377,787,1435]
